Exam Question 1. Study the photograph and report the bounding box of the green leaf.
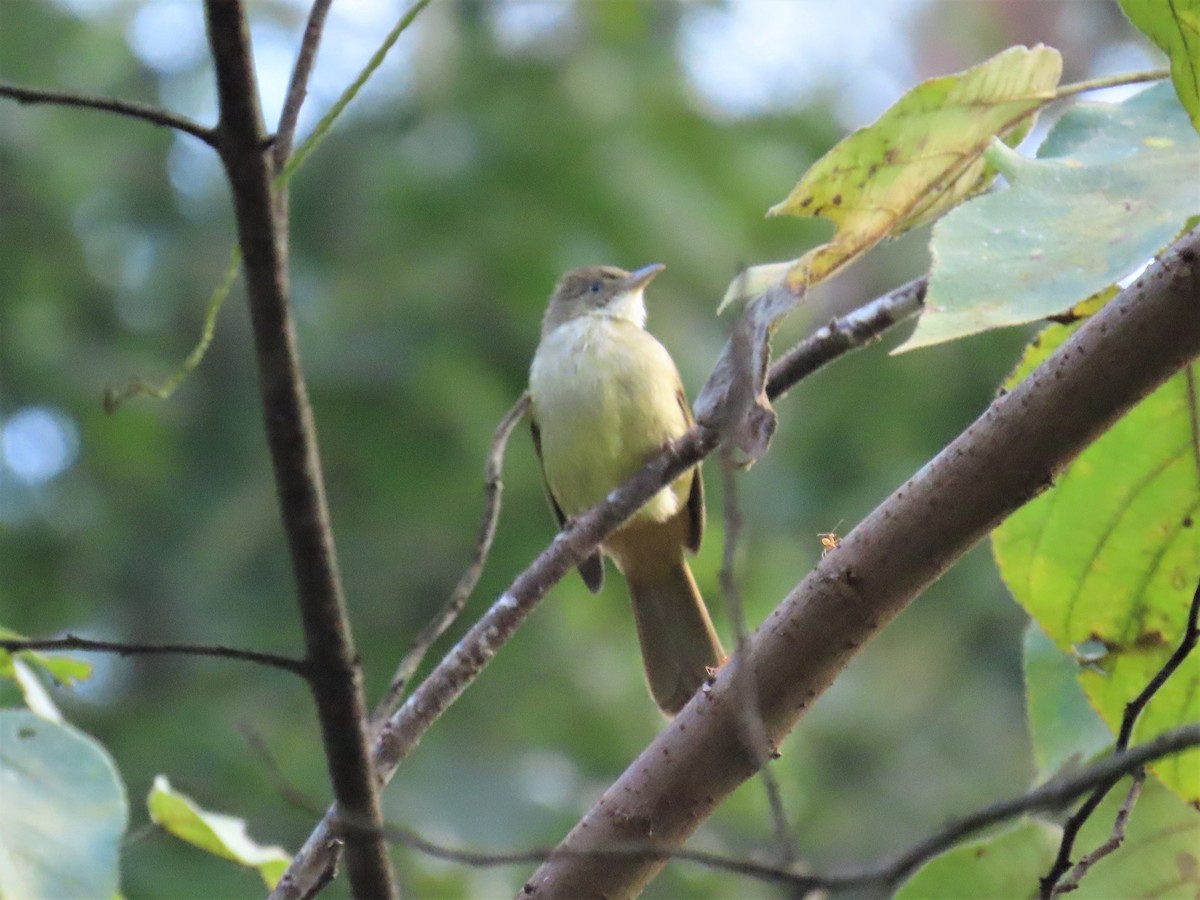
[0,709,127,898]
[769,45,1061,290]
[993,315,1200,802]
[1024,622,1113,780]
[1120,0,1200,134]
[0,626,93,688]
[147,775,291,889]
[899,82,1200,352]
[896,821,1058,899]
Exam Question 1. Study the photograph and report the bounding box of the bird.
[528,263,724,714]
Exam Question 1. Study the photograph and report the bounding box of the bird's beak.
[619,263,666,293]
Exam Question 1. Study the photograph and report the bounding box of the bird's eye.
[589,282,601,293]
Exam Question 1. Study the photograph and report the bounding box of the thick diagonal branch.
[525,232,1200,896]
[202,4,394,898]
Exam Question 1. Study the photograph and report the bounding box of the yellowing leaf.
[769,45,1062,289]
[147,775,291,889]
[1120,0,1200,133]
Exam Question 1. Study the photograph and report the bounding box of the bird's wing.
[531,414,604,593]
[677,387,705,554]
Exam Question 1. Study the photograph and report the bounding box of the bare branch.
[1052,773,1145,896]
[202,3,394,897]
[767,275,927,400]
[277,0,433,185]
[0,634,307,676]
[282,726,1200,894]
[818,724,1200,895]
[273,0,334,170]
[1040,576,1200,896]
[372,394,531,727]
[0,81,216,146]
[1120,581,1200,746]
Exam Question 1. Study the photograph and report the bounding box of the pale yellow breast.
[529,316,691,521]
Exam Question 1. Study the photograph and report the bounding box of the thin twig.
[1119,582,1200,746]
[108,0,429,412]
[1040,578,1200,897]
[371,394,531,728]
[383,819,817,883]
[240,721,328,814]
[1052,68,1169,102]
[822,724,1200,895]
[273,0,334,170]
[203,3,395,897]
[279,726,1200,893]
[1052,772,1145,896]
[0,81,216,146]
[719,451,796,873]
[766,276,927,400]
[277,0,433,186]
[0,634,308,676]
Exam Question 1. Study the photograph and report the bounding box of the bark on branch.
[202,4,395,897]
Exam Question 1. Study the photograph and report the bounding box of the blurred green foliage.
[0,1,1149,896]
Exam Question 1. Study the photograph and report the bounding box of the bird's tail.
[627,559,725,714]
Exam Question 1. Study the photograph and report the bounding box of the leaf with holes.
[993,314,1200,803]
